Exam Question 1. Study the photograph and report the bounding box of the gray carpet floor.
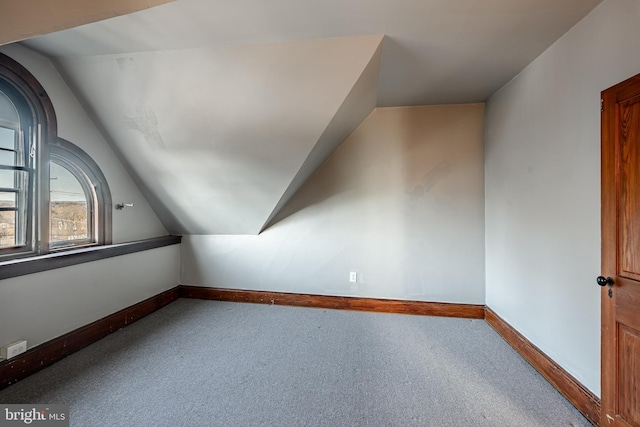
[0,299,592,427]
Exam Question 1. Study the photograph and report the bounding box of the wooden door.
[601,73,640,427]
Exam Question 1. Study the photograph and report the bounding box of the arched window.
[0,53,111,259]
[49,138,112,249]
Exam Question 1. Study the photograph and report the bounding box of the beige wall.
[182,104,485,304]
[485,0,640,397]
[0,0,173,45]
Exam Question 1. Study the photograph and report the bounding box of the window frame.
[0,52,111,260]
[0,109,33,252]
[48,138,112,250]
[49,156,95,249]
[0,53,56,259]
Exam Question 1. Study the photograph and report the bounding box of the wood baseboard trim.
[0,283,600,427]
[485,308,601,426]
[0,286,180,390]
[179,286,485,319]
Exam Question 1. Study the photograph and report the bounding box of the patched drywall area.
[182,104,485,304]
[485,0,640,397]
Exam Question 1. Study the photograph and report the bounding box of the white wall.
[183,104,485,304]
[0,245,180,348]
[51,36,384,235]
[0,43,168,242]
[485,0,640,397]
[0,44,178,351]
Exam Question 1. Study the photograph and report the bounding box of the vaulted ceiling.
[10,0,602,234]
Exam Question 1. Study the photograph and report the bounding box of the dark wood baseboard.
[485,308,601,426]
[0,283,601,427]
[0,286,180,390]
[179,286,485,319]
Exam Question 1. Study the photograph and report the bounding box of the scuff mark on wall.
[116,56,135,72]
[406,160,451,204]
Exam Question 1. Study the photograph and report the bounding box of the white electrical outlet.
[1,340,27,360]
[349,272,357,283]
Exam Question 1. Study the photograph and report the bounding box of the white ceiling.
[17,0,603,235]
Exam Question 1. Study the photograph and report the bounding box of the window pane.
[0,170,15,188]
[0,210,17,247]
[0,169,27,249]
[0,90,19,123]
[0,149,15,166]
[50,162,89,243]
[0,127,15,151]
[0,191,16,207]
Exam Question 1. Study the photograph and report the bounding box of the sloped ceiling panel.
[0,0,173,45]
[21,0,602,107]
[55,35,384,234]
[261,40,384,232]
